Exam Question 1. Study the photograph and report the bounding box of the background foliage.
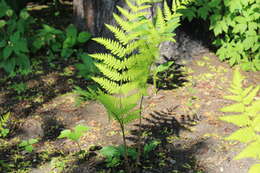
[180,0,260,71]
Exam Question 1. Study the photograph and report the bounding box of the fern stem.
[119,121,131,173]
[136,95,144,166]
[75,141,82,152]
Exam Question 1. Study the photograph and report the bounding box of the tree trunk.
[73,0,162,36]
[73,0,208,60]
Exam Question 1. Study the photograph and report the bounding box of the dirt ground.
[1,51,260,173]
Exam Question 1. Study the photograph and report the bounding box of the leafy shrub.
[181,0,260,71]
[0,0,33,75]
[220,68,260,173]
[33,24,91,60]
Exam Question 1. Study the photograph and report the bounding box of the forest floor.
[1,50,260,173]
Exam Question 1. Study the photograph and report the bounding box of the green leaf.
[225,127,256,143]
[243,86,260,105]
[25,145,33,152]
[74,124,90,134]
[28,138,38,145]
[223,95,242,102]
[179,8,196,22]
[77,32,91,43]
[0,40,6,48]
[155,61,174,73]
[219,114,250,127]
[61,48,74,59]
[58,129,71,139]
[249,164,260,173]
[100,146,120,158]
[235,141,260,160]
[198,6,210,20]
[1,58,15,74]
[0,20,6,28]
[220,103,245,112]
[3,46,13,59]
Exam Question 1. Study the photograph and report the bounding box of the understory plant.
[0,112,10,138]
[180,0,260,71]
[33,24,91,60]
[90,0,190,171]
[58,124,90,151]
[0,0,33,75]
[220,68,260,173]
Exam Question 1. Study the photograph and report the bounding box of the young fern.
[220,68,260,173]
[90,0,182,171]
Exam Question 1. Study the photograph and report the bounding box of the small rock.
[21,118,44,139]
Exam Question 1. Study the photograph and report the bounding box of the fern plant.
[220,68,260,173]
[90,0,183,171]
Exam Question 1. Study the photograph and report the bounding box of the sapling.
[58,124,90,151]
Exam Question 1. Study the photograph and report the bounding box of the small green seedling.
[100,145,137,168]
[19,138,38,152]
[143,140,160,158]
[153,61,174,93]
[58,124,90,151]
[9,82,27,94]
[0,112,10,138]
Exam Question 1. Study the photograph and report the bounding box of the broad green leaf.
[219,114,250,126]
[0,40,6,48]
[61,48,74,59]
[155,61,174,73]
[100,146,120,158]
[2,58,15,74]
[74,124,90,134]
[58,129,71,139]
[225,127,256,143]
[249,164,260,173]
[235,141,260,160]
[220,103,245,112]
[78,32,91,43]
[28,139,38,145]
[0,20,6,28]
[25,146,33,152]
[3,46,13,59]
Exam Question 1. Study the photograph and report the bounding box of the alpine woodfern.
[90,0,182,171]
[220,68,260,173]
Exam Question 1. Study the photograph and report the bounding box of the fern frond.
[92,77,120,94]
[125,0,151,12]
[105,24,129,45]
[90,53,126,70]
[113,13,132,32]
[164,1,172,21]
[155,7,166,30]
[125,41,142,55]
[119,82,140,95]
[117,6,149,21]
[92,38,126,57]
[0,112,10,129]
[95,63,126,82]
[136,0,162,6]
